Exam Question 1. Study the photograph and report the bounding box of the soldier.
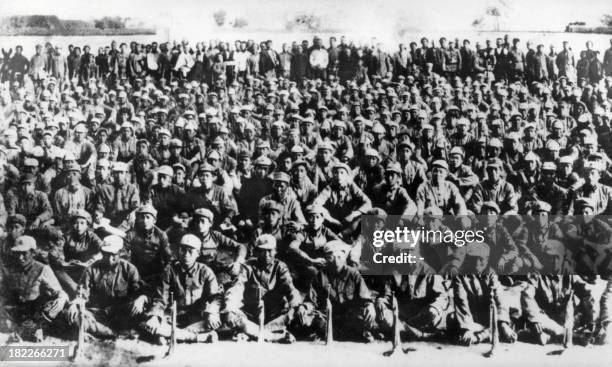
[469,158,518,214]
[374,253,452,341]
[371,161,417,216]
[124,204,173,285]
[223,234,301,342]
[571,161,612,215]
[0,236,68,342]
[5,173,53,229]
[94,161,140,230]
[521,240,596,345]
[446,146,480,203]
[142,234,220,343]
[415,160,467,216]
[190,208,247,266]
[184,163,237,229]
[66,235,148,339]
[287,204,341,289]
[54,209,103,297]
[452,242,522,345]
[52,162,94,228]
[295,241,376,342]
[312,162,372,240]
[1,214,27,265]
[146,165,185,230]
[258,171,306,226]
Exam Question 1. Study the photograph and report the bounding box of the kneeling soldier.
[295,240,376,342]
[0,235,68,342]
[66,235,147,339]
[224,234,301,342]
[142,234,221,343]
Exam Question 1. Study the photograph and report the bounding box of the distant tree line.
[0,15,154,36]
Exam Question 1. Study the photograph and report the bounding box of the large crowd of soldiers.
[0,35,611,351]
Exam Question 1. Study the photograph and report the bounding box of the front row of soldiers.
[1,208,611,349]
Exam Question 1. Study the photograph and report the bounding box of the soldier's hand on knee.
[144,316,161,335]
[225,311,241,328]
[500,322,517,343]
[363,304,375,325]
[459,330,477,346]
[44,299,65,319]
[203,312,221,330]
[129,295,148,316]
[296,305,310,326]
[66,303,80,324]
[374,298,387,316]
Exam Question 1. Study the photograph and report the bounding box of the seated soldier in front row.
[294,240,377,342]
[141,234,221,344]
[223,234,301,343]
[66,235,148,340]
[452,242,525,346]
[0,235,68,342]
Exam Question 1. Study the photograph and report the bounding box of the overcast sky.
[2,0,611,32]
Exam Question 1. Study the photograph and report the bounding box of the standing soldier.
[508,38,525,82]
[142,234,221,343]
[0,236,68,342]
[557,41,576,83]
[66,235,148,339]
[223,234,301,342]
[295,241,376,342]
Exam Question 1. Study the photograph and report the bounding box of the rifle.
[326,285,333,345]
[258,287,265,344]
[486,287,499,358]
[563,290,574,349]
[164,291,177,359]
[71,286,86,362]
[384,292,403,356]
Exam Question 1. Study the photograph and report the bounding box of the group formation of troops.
[0,34,611,352]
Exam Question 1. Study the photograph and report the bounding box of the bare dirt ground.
[1,333,611,367]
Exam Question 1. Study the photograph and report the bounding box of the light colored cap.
[11,235,37,252]
[179,234,202,250]
[157,165,174,177]
[254,234,276,250]
[101,235,123,254]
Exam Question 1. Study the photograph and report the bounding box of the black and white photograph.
[0,0,611,366]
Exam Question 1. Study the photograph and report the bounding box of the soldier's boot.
[475,328,491,344]
[85,318,116,340]
[402,322,441,341]
[594,322,611,345]
[7,332,22,344]
[232,332,249,342]
[361,331,375,343]
[194,331,218,343]
[529,322,551,345]
[20,319,44,342]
